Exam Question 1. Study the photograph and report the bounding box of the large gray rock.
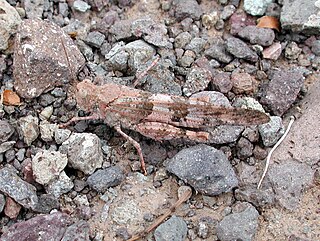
[0,166,38,209]
[216,203,259,241]
[154,216,188,241]
[166,145,239,196]
[281,0,320,34]
[267,161,314,210]
[1,212,72,241]
[0,0,22,51]
[14,19,85,99]
[59,133,103,174]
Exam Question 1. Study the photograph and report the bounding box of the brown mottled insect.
[62,79,270,175]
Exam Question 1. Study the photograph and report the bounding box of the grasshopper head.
[76,79,98,112]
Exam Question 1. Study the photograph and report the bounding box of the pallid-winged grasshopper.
[62,79,270,175]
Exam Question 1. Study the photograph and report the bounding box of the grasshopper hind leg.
[115,125,147,175]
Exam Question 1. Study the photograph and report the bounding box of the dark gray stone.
[33,194,60,213]
[185,37,207,54]
[87,166,124,192]
[260,68,304,116]
[226,37,258,62]
[46,171,74,198]
[0,120,14,144]
[216,203,259,241]
[207,125,244,144]
[14,19,85,99]
[235,187,275,208]
[281,0,320,34]
[154,216,188,241]
[0,166,38,210]
[167,145,239,196]
[61,220,90,241]
[267,160,315,210]
[173,0,203,21]
[85,31,105,48]
[238,25,275,46]
[236,137,253,160]
[109,19,132,41]
[1,212,72,241]
[204,41,233,63]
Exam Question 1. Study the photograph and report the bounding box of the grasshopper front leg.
[114,125,147,176]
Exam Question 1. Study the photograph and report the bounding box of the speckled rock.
[33,194,60,213]
[238,25,275,46]
[183,67,212,96]
[167,145,239,196]
[14,19,85,99]
[24,0,44,19]
[0,0,22,51]
[17,115,39,146]
[111,199,142,225]
[260,68,304,116]
[0,166,38,210]
[0,141,15,154]
[267,161,315,210]
[216,203,259,241]
[173,0,203,21]
[131,18,171,48]
[61,221,90,241]
[39,122,58,142]
[59,133,103,175]
[258,116,284,147]
[226,37,258,62]
[54,128,72,145]
[1,212,72,240]
[204,40,233,64]
[32,150,68,185]
[46,171,74,198]
[243,0,273,16]
[285,42,302,60]
[154,216,188,241]
[86,166,125,192]
[212,72,232,93]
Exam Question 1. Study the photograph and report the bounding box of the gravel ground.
[0,0,319,240]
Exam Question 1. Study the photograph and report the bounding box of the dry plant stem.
[257,116,295,189]
[128,188,192,241]
[114,125,147,175]
[133,56,160,87]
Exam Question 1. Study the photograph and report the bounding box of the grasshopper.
[62,79,270,175]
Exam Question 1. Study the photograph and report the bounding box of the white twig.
[257,116,295,189]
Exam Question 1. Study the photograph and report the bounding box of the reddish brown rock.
[13,19,85,99]
[231,72,255,94]
[4,197,21,219]
[1,212,72,240]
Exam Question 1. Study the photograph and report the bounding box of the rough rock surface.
[0,167,38,209]
[154,215,188,241]
[46,171,74,198]
[281,0,320,34]
[14,19,85,98]
[1,212,72,240]
[0,0,22,51]
[59,133,103,175]
[32,150,68,185]
[226,37,258,62]
[167,145,239,196]
[17,115,39,146]
[86,166,125,192]
[260,69,304,116]
[216,203,259,241]
[258,116,285,147]
[238,25,275,46]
